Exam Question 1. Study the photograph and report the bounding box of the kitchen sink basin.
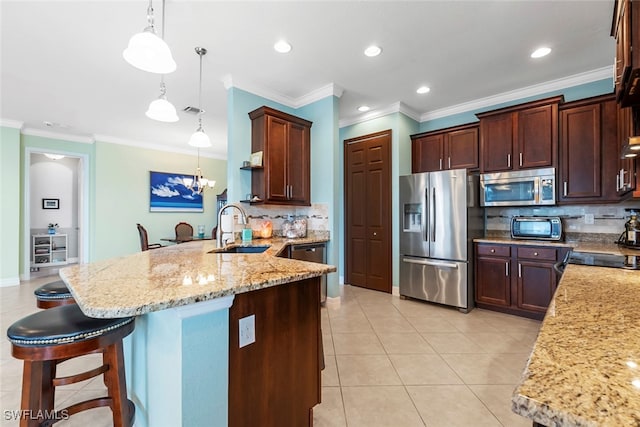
[210,245,270,254]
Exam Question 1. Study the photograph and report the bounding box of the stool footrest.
[63,396,113,417]
[53,364,109,387]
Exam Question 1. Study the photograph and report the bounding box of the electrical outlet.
[239,315,255,348]
[584,214,595,225]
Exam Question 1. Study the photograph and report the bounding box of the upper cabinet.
[612,0,640,107]
[411,123,479,173]
[477,96,562,173]
[558,95,622,204]
[249,106,312,206]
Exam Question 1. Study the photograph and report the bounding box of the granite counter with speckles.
[60,233,335,318]
[512,264,640,426]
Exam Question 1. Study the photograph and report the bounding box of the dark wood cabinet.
[475,244,511,307]
[559,95,622,204]
[617,105,637,195]
[411,123,478,173]
[249,106,312,206]
[611,0,640,107]
[475,242,569,320]
[477,96,561,173]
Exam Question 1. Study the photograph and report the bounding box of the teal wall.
[1,126,22,285]
[419,78,614,132]
[226,88,342,296]
[339,113,420,288]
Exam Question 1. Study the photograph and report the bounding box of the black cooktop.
[568,252,640,270]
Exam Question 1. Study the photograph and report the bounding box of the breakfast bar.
[512,263,640,426]
[59,235,335,427]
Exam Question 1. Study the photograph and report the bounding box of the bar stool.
[7,304,135,427]
[33,280,75,309]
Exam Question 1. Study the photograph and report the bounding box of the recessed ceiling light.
[531,47,551,58]
[364,45,382,57]
[274,40,292,54]
[358,105,371,112]
[417,86,431,94]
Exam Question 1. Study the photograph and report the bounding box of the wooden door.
[265,115,289,202]
[559,104,602,200]
[480,112,514,172]
[345,130,392,293]
[411,134,443,172]
[475,256,511,307]
[287,121,310,204]
[518,104,556,169]
[446,126,478,170]
[516,261,556,313]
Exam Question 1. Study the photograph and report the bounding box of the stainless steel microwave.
[480,167,556,207]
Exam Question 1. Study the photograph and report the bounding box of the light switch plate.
[239,314,255,348]
[585,214,595,225]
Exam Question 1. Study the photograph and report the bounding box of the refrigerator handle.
[402,257,458,269]
[431,187,436,242]
[424,188,429,242]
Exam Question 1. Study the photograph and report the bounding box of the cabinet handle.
[448,157,451,169]
[518,263,522,278]
[620,169,628,190]
[490,249,495,253]
[507,154,511,168]
[505,262,509,277]
[563,182,568,197]
[439,158,443,170]
[534,252,538,256]
[616,172,621,192]
[519,152,523,167]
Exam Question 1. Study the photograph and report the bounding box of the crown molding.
[94,134,227,160]
[420,66,613,122]
[22,127,94,144]
[0,119,24,129]
[223,75,343,109]
[338,101,420,128]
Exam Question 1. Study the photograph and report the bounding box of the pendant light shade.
[188,127,211,147]
[123,1,176,74]
[188,47,212,148]
[146,81,179,122]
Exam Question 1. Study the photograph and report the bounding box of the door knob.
[373,232,377,236]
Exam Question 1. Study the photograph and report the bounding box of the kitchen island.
[512,263,640,426]
[60,234,335,427]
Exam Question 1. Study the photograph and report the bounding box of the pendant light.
[123,0,176,74]
[183,149,216,194]
[187,47,211,148]
[145,0,178,122]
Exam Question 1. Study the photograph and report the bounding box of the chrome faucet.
[217,203,249,248]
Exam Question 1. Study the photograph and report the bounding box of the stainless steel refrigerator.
[399,169,484,311]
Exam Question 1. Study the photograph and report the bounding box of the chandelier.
[183,149,215,195]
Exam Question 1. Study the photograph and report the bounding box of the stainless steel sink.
[209,245,270,254]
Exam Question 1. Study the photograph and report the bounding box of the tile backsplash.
[485,201,640,242]
[243,203,329,235]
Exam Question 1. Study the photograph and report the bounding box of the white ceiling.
[1,1,616,159]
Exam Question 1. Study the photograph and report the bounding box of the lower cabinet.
[475,242,569,320]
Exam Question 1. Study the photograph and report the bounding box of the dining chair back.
[137,223,162,251]
[175,222,194,242]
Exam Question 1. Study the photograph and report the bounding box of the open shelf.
[240,165,264,171]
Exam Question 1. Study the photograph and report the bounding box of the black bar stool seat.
[7,304,135,427]
[33,280,75,309]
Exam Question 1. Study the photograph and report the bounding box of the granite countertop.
[512,264,640,426]
[59,233,335,318]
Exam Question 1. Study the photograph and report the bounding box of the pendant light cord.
[198,49,203,128]
[146,0,155,31]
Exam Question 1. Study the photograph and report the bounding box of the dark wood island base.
[229,277,321,427]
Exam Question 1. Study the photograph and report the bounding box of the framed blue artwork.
[149,171,203,212]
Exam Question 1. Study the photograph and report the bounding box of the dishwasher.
[289,243,327,303]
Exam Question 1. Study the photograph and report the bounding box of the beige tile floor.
[1,276,538,426]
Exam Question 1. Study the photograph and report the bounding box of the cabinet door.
[265,116,289,202]
[516,261,556,313]
[287,121,310,204]
[559,104,602,200]
[475,256,511,307]
[617,105,636,194]
[412,134,443,172]
[480,113,514,172]
[518,104,555,169]
[446,127,478,170]
[614,0,632,99]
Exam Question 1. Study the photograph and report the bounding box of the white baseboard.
[392,286,400,296]
[0,277,20,287]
